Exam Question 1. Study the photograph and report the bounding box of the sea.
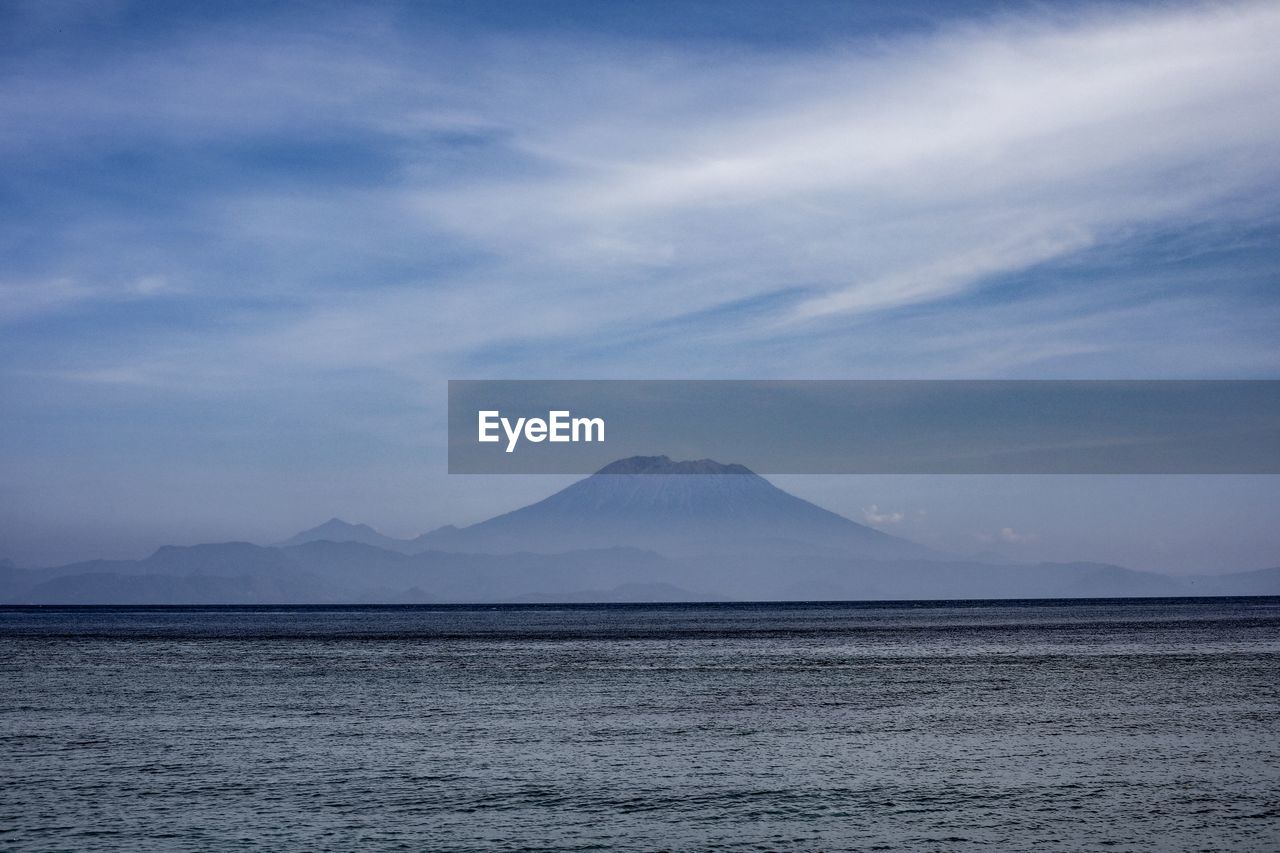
[2,598,1278,851]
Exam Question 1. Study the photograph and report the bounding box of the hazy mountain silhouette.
[3,456,1277,603]
[278,518,419,553]
[3,541,1275,603]
[0,541,692,604]
[413,456,929,558]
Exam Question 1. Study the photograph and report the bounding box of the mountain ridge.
[277,518,413,552]
[3,538,1275,603]
[4,456,1276,603]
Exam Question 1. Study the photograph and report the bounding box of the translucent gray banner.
[448,380,1280,474]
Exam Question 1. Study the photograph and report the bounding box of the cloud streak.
[407,0,1280,338]
[4,2,1278,393]
[3,2,1276,361]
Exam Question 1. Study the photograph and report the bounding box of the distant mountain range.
[2,456,1277,603]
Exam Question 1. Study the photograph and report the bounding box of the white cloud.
[863,505,906,525]
[0,274,178,325]
[977,526,1039,545]
[1000,527,1037,544]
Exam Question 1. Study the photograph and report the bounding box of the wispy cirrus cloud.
[2,1,1277,368]
[406,0,1280,340]
[5,0,1280,393]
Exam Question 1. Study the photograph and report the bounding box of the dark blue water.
[2,599,1278,851]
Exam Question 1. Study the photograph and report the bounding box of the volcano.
[413,455,928,558]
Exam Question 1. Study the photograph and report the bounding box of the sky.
[1,0,1278,571]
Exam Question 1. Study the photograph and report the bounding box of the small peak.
[314,518,376,533]
[593,456,756,475]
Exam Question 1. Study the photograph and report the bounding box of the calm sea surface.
[2,599,1278,851]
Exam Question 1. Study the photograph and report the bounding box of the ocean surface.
[2,598,1278,851]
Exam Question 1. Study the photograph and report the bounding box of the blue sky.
[1,0,1278,568]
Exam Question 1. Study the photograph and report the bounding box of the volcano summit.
[418,456,925,558]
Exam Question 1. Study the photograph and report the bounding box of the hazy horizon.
[8,462,1279,577]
